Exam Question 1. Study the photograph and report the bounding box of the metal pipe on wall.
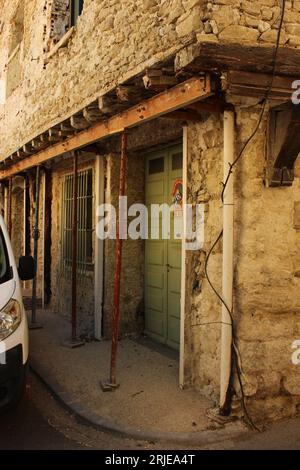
[220,109,235,413]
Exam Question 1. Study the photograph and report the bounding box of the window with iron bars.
[61,169,94,276]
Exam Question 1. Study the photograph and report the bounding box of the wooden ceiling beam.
[98,94,125,115]
[83,106,103,124]
[116,85,145,103]
[70,114,90,130]
[225,70,300,101]
[0,76,212,179]
[143,70,178,92]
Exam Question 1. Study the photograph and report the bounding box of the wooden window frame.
[70,0,84,27]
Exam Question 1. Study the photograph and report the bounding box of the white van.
[0,215,35,411]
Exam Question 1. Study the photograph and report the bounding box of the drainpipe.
[220,108,235,415]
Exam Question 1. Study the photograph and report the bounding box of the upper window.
[6,1,24,98]
[71,0,84,26]
[45,0,84,53]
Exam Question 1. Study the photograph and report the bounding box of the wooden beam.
[23,144,33,155]
[225,70,299,101]
[175,41,300,76]
[70,115,90,130]
[0,76,212,179]
[143,72,178,91]
[59,129,75,137]
[116,85,143,102]
[61,122,74,132]
[40,131,60,143]
[98,95,122,114]
[83,106,103,124]
[17,149,26,158]
[31,138,48,150]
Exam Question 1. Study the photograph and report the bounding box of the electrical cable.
[204,0,286,432]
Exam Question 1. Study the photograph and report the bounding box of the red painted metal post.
[110,131,127,386]
[71,151,78,342]
[7,178,12,239]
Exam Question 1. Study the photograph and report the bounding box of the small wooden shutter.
[45,0,71,51]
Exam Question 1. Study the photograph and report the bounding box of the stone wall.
[199,0,300,46]
[184,116,224,396]
[1,1,300,161]
[102,152,145,337]
[184,104,300,421]
[50,154,95,339]
[11,179,25,262]
[0,0,205,159]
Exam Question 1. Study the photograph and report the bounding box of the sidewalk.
[28,310,247,444]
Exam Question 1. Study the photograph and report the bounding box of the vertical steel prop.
[7,178,12,239]
[101,131,127,391]
[30,166,42,328]
[71,151,79,342]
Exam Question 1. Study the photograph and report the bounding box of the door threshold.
[132,334,179,361]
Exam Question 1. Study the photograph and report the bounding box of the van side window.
[0,229,12,284]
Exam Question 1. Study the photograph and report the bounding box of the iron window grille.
[61,168,94,277]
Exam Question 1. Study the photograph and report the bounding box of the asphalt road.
[0,371,300,451]
[0,372,175,451]
[0,390,83,450]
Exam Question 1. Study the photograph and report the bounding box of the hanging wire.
[204,0,287,431]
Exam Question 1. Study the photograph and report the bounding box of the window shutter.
[46,0,70,50]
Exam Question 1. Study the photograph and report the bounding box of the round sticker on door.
[172,178,183,216]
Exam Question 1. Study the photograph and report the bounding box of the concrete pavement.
[0,371,300,450]
[29,310,247,445]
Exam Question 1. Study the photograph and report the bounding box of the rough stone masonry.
[0,0,300,424]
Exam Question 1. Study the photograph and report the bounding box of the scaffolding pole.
[7,178,12,239]
[29,166,42,329]
[101,131,127,391]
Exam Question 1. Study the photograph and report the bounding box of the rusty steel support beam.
[101,132,127,391]
[7,178,12,238]
[0,76,212,180]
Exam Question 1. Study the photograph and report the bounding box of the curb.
[30,357,249,446]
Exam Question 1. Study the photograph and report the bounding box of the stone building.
[1,0,300,423]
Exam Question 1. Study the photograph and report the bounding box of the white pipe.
[179,125,188,389]
[220,109,235,412]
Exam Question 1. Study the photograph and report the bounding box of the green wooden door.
[145,146,183,350]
